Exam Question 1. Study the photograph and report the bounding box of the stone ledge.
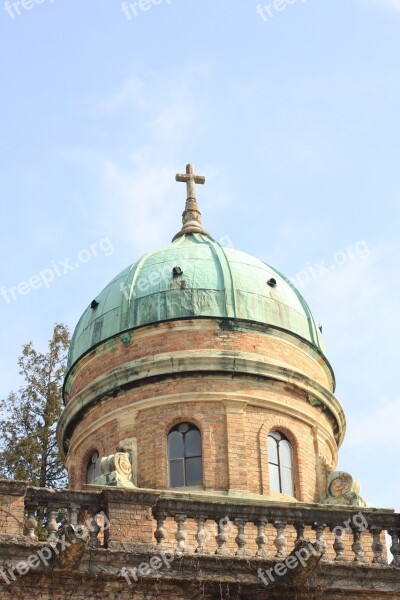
[1,544,399,597]
[0,479,30,496]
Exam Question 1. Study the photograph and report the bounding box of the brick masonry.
[64,319,341,503]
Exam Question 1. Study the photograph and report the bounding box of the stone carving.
[92,446,136,489]
[321,457,369,507]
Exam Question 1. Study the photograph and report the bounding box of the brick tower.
[58,163,345,505]
[1,164,398,600]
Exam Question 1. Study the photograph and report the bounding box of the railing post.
[25,503,38,542]
[370,526,387,565]
[331,524,346,562]
[195,514,209,555]
[69,503,79,527]
[87,507,100,549]
[235,518,250,557]
[273,520,287,559]
[154,511,167,551]
[313,522,327,556]
[255,518,269,558]
[389,528,400,567]
[46,505,58,542]
[174,513,187,555]
[215,516,230,556]
[352,530,364,563]
[295,521,305,544]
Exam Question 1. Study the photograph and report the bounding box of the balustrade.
[18,485,400,569]
[23,488,104,548]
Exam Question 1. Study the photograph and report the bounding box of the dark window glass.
[185,457,202,486]
[169,459,185,488]
[185,429,202,457]
[167,423,203,488]
[168,430,184,459]
[268,432,294,496]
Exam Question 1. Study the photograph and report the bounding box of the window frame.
[267,431,295,496]
[167,422,203,489]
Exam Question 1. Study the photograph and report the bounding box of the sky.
[0,0,399,512]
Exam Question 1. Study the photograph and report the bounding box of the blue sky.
[0,0,399,511]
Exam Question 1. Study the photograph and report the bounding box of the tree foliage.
[0,323,69,488]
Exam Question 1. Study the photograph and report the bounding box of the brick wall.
[64,318,341,503]
[0,480,28,536]
[68,380,336,502]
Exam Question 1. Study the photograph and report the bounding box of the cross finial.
[173,163,210,240]
[176,163,205,201]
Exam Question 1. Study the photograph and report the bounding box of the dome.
[67,232,325,370]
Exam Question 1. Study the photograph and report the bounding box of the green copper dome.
[67,233,325,369]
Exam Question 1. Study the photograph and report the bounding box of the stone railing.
[23,486,105,548]
[151,496,400,566]
[1,480,399,568]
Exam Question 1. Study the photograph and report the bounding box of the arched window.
[268,431,294,496]
[86,451,101,484]
[167,423,203,488]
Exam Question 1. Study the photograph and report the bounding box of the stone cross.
[176,163,205,201]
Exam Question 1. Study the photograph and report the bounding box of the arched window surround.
[259,423,301,500]
[167,421,203,489]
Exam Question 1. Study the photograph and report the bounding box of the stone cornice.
[57,351,345,457]
[64,318,336,399]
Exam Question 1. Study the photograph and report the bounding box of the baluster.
[174,513,187,555]
[195,514,209,555]
[389,529,400,567]
[331,525,346,562]
[87,508,100,548]
[255,518,269,558]
[25,503,38,542]
[69,503,79,527]
[215,516,230,556]
[46,505,58,542]
[273,520,287,559]
[295,522,305,544]
[371,526,387,565]
[235,518,250,557]
[154,511,167,551]
[352,530,364,563]
[313,522,327,558]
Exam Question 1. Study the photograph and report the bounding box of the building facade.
[0,164,399,599]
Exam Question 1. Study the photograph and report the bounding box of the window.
[167,423,203,488]
[268,431,294,496]
[86,451,101,484]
